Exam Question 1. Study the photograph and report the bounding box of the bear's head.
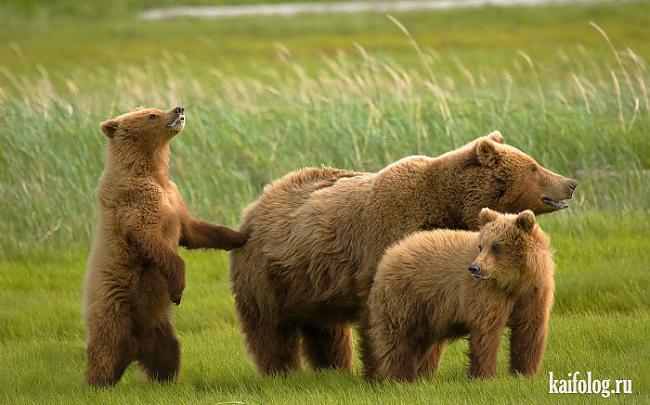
[100,106,185,148]
[472,131,577,216]
[468,208,552,292]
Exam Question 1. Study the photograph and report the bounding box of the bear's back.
[376,229,479,291]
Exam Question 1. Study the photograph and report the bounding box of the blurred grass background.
[0,0,648,403]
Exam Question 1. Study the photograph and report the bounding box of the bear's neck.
[107,141,171,186]
[524,231,554,288]
[418,154,489,230]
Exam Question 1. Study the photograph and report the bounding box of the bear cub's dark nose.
[469,263,481,276]
[568,179,578,196]
[174,106,185,115]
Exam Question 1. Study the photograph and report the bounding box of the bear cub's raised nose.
[173,106,185,115]
[568,179,578,196]
[568,179,578,190]
[469,263,481,275]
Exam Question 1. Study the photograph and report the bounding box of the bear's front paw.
[167,258,186,305]
[225,230,248,250]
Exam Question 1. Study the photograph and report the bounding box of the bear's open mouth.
[541,197,568,210]
[470,272,490,280]
[167,114,185,131]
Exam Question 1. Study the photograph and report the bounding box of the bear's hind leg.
[419,340,447,377]
[237,302,301,375]
[85,312,137,388]
[248,321,301,375]
[300,323,354,372]
[137,321,180,382]
[367,313,429,382]
[374,337,427,382]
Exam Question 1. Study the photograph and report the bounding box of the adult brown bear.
[230,132,576,376]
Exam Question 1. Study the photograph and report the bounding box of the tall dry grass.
[1,27,648,257]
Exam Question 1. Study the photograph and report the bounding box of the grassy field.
[1,0,649,403]
[1,216,649,403]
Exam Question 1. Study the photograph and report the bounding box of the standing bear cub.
[367,209,554,382]
[83,106,247,388]
[230,131,575,377]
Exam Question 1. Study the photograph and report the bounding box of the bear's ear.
[100,119,119,138]
[479,208,499,226]
[487,130,505,144]
[516,210,536,233]
[475,138,500,167]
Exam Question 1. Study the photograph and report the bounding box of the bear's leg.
[468,327,504,379]
[419,340,447,377]
[247,321,301,375]
[234,290,301,375]
[180,215,247,251]
[360,309,419,380]
[358,315,378,379]
[137,321,180,382]
[374,338,426,382]
[365,313,428,382]
[300,323,354,372]
[237,301,301,375]
[85,312,137,388]
[508,293,551,376]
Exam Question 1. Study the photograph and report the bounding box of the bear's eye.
[530,164,538,173]
[491,244,502,255]
[478,244,482,252]
[148,114,158,120]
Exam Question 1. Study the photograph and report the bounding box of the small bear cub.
[367,208,554,381]
[83,106,247,388]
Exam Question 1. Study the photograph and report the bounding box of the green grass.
[1,0,649,403]
[1,215,649,403]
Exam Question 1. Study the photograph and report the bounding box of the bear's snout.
[568,179,578,196]
[166,106,186,132]
[469,263,482,278]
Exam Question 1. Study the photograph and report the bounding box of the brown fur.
[230,132,573,375]
[83,106,246,388]
[367,209,554,381]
